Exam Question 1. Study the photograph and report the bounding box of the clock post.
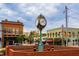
[36,14,47,52]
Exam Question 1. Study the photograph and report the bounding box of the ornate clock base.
[38,43,43,52]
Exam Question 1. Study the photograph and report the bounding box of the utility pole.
[65,6,68,46]
[61,24,64,46]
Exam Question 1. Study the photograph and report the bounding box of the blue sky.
[0,3,79,32]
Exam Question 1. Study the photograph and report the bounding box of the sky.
[0,3,79,32]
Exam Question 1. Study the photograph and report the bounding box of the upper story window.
[12,28,15,34]
[68,32,71,37]
[78,32,79,34]
[50,33,51,37]
[53,33,54,37]
[19,30,21,34]
[77,32,79,37]
[3,28,6,33]
[8,28,12,33]
[55,32,57,37]
[3,27,8,33]
[48,33,49,37]
[58,32,60,37]
[64,31,66,36]
[47,33,49,37]
[72,32,75,37]
[15,28,19,34]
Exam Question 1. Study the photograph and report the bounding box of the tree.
[24,35,29,43]
[16,35,25,44]
[28,31,34,44]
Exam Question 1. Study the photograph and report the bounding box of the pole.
[38,30,43,52]
[2,30,4,47]
[2,24,4,47]
[65,6,68,28]
[53,38,54,45]
[65,6,68,46]
[61,25,64,46]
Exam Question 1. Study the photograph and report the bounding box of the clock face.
[40,19,46,26]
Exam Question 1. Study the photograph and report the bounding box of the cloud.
[18,3,60,17]
[0,3,79,32]
[17,17,27,23]
[0,8,17,16]
[45,17,79,32]
[68,17,79,28]
[67,5,79,28]
[16,3,62,32]
[46,18,65,30]
[0,4,18,17]
[45,4,79,31]
[0,4,5,8]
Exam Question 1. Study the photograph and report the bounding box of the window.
[55,32,57,37]
[77,32,79,37]
[15,28,19,34]
[68,32,71,37]
[3,28,6,33]
[72,32,75,37]
[78,32,79,34]
[8,28,12,33]
[64,31,66,36]
[53,33,54,37]
[48,33,50,37]
[3,27,9,33]
[19,31,22,34]
[48,33,49,37]
[8,35,11,36]
[58,32,60,37]
[50,33,51,37]
[13,28,15,34]
[4,35,6,36]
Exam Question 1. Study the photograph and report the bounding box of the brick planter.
[6,45,79,56]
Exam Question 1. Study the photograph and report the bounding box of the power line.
[66,7,79,20]
[69,15,79,20]
[68,8,79,16]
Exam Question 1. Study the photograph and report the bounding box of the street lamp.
[36,14,47,52]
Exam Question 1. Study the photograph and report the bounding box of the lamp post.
[36,14,47,52]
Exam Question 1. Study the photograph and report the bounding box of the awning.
[42,40,53,42]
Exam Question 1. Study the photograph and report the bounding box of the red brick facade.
[0,19,23,47]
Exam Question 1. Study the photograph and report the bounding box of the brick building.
[0,19,23,47]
